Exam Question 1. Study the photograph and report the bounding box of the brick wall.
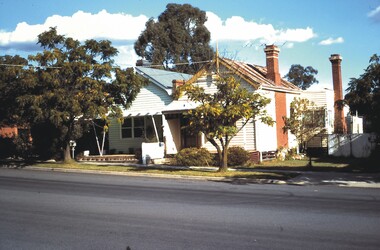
[0,127,18,138]
[265,45,288,148]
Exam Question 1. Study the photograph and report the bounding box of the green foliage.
[30,121,63,160]
[12,132,33,159]
[179,75,273,171]
[227,146,250,166]
[345,54,380,133]
[0,55,28,126]
[175,147,213,166]
[0,137,16,159]
[285,64,319,90]
[0,27,147,162]
[134,3,214,74]
[0,132,33,160]
[283,98,326,152]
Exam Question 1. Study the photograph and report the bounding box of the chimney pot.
[136,59,152,67]
[329,54,342,62]
[172,79,185,97]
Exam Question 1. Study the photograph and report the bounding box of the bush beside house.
[175,148,213,166]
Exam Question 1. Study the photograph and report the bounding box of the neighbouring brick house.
[0,127,18,138]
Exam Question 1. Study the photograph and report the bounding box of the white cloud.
[1,10,317,68]
[368,6,380,22]
[319,37,344,46]
[0,10,149,67]
[284,42,294,49]
[205,11,315,45]
[0,10,148,46]
[114,45,140,68]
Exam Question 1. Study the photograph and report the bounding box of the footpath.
[19,162,380,189]
[255,168,380,188]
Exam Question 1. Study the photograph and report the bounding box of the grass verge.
[22,162,298,181]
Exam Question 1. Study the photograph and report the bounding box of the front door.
[180,116,199,148]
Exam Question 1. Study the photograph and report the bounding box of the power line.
[0,63,61,69]
[0,58,214,70]
[137,59,213,68]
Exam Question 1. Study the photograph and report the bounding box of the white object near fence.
[141,142,165,165]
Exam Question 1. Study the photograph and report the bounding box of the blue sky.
[1,0,380,92]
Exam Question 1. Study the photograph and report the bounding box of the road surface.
[0,168,379,249]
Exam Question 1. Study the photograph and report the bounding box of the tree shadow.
[0,159,33,169]
[312,155,380,173]
[247,154,380,173]
[213,172,300,185]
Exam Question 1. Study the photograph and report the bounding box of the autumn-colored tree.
[134,3,214,74]
[15,27,147,162]
[179,75,274,172]
[283,98,326,153]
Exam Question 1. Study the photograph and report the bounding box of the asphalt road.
[0,168,379,250]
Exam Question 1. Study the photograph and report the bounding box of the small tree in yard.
[16,27,147,162]
[283,98,326,153]
[178,75,274,172]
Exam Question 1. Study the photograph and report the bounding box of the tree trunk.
[208,138,224,170]
[218,138,231,172]
[63,143,72,163]
[63,119,75,163]
[218,148,228,172]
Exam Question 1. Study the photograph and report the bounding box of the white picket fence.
[328,133,377,158]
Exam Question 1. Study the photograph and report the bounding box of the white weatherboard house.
[108,66,194,155]
[108,45,303,162]
[107,48,373,161]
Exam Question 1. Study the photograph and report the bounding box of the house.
[108,66,194,155]
[298,54,374,159]
[0,127,18,138]
[300,88,335,134]
[108,45,302,161]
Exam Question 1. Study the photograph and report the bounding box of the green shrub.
[0,137,16,159]
[285,147,298,160]
[227,146,250,166]
[175,147,212,166]
[0,133,33,160]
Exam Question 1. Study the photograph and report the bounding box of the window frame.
[121,117,146,139]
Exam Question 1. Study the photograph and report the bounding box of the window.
[133,117,144,138]
[303,109,325,128]
[121,117,146,139]
[121,118,133,138]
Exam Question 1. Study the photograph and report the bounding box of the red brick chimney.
[329,54,347,134]
[172,79,185,99]
[264,45,288,148]
[264,45,281,85]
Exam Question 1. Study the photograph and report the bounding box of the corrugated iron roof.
[135,66,193,89]
[220,57,300,92]
[186,57,300,93]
